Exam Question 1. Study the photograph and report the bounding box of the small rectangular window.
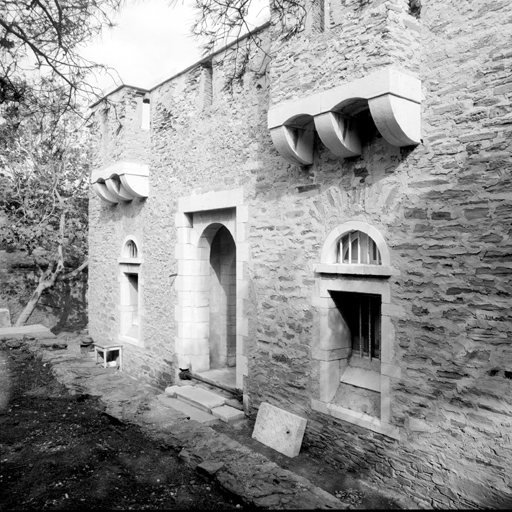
[332,291,381,360]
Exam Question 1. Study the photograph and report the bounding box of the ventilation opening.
[409,0,421,18]
[141,97,150,130]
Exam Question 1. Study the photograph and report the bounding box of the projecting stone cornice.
[268,67,421,165]
[91,162,149,204]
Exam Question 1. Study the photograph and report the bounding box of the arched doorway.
[209,225,237,370]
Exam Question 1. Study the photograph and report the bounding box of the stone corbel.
[267,67,421,165]
[91,162,149,204]
[269,123,314,166]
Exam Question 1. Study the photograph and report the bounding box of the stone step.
[172,385,227,412]
[155,394,219,426]
[211,405,245,424]
[165,385,245,423]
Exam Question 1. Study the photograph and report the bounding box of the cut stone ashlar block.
[174,385,226,412]
[268,66,421,165]
[91,161,149,204]
[211,405,245,423]
[252,402,307,458]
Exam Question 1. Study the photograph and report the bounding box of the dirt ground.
[0,343,244,510]
[213,418,403,510]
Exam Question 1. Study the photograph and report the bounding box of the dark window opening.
[126,240,138,258]
[332,291,381,360]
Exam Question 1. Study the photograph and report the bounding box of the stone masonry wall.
[89,0,512,508]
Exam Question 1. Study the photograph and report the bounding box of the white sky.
[82,0,269,93]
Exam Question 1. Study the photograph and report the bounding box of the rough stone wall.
[251,0,512,508]
[88,0,512,508]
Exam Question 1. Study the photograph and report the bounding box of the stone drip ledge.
[21,336,346,510]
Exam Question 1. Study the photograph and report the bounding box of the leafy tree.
[0,0,124,112]
[0,82,89,326]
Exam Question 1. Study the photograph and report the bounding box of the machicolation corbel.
[267,67,421,166]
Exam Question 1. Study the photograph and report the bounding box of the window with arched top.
[125,240,138,259]
[312,221,401,440]
[338,230,381,265]
[119,236,143,347]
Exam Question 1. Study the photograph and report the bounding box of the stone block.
[0,309,11,328]
[156,394,219,426]
[252,402,307,458]
[197,460,224,476]
[211,405,245,423]
[174,385,226,412]
[165,385,180,397]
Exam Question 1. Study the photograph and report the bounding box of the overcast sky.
[82,0,269,93]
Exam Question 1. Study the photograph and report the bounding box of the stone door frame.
[175,188,249,392]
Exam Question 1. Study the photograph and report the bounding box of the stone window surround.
[268,66,421,165]
[118,235,144,348]
[174,188,249,391]
[312,221,401,440]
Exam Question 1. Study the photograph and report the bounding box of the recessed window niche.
[118,236,143,347]
[312,221,401,439]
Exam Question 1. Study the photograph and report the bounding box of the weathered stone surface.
[164,385,180,397]
[211,405,245,423]
[156,394,219,426]
[252,402,307,458]
[196,460,224,476]
[174,385,226,412]
[0,325,56,340]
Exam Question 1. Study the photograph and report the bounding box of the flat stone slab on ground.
[174,385,226,412]
[156,394,219,426]
[252,402,307,458]
[0,324,56,340]
[211,405,245,423]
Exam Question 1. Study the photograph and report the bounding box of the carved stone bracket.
[91,162,149,204]
[268,67,421,165]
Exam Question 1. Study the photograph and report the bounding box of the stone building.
[88,0,512,508]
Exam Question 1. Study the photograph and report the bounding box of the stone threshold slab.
[174,385,226,412]
[156,394,219,426]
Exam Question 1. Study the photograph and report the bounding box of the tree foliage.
[189,0,307,53]
[0,81,90,325]
[0,0,124,112]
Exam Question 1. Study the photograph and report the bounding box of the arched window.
[338,230,381,265]
[125,240,138,259]
[119,237,143,347]
[312,221,400,440]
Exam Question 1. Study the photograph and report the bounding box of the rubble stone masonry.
[89,0,512,507]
